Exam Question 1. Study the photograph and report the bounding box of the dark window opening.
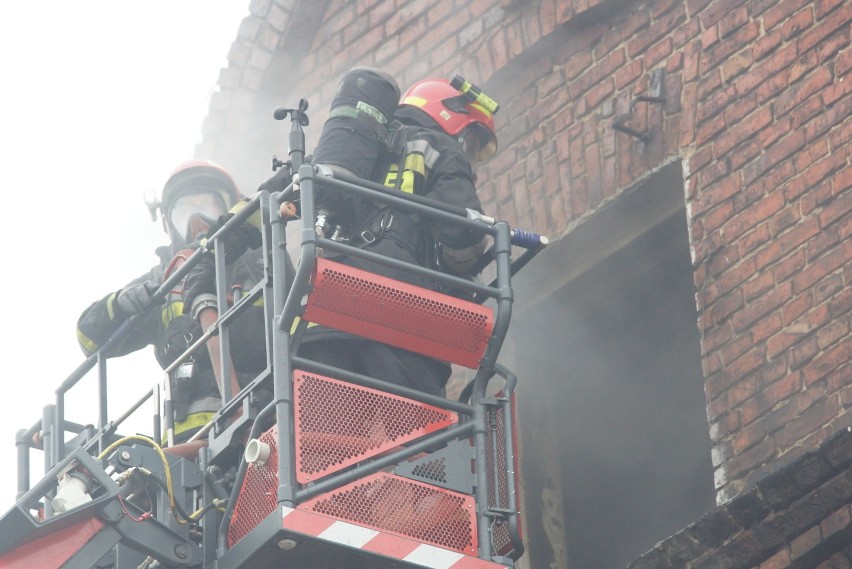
[509,163,714,568]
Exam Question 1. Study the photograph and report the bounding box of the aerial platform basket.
[302,257,495,369]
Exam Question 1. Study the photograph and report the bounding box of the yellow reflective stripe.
[163,412,218,444]
[162,301,184,328]
[289,316,318,335]
[107,292,118,321]
[384,166,415,194]
[384,165,399,188]
[77,329,99,356]
[402,95,427,108]
[471,101,492,119]
[404,153,426,177]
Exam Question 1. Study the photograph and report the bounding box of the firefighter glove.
[206,198,263,261]
[182,254,216,318]
[440,235,489,274]
[115,281,160,318]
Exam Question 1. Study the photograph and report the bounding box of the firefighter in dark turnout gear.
[76,160,268,444]
[298,71,497,396]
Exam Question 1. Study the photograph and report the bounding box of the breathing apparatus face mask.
[166,189,229,247]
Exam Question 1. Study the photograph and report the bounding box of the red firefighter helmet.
[399,78,498,162]
[157,159,242,249]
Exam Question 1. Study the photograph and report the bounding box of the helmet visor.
[167,190,229,243]
[460,123,497,162]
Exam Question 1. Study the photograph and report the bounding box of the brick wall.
[203,0,850,510]
[630,428,852,569]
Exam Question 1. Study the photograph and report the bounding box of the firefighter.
[76,159,268,451]
[294,72,497,396]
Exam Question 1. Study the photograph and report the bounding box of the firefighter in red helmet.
[297,71,498,396]
[76,160,269,452]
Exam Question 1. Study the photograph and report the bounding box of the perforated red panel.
[294,370,458,483]
[298,472,477,555]
[486,394,523,557]
[302,258,494,368]
[228,426,279,547]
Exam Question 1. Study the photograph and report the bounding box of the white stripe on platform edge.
[403,543,465,568]
[281,506,295,519]
[318,520,380,548]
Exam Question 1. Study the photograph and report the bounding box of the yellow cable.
[97,435,183,524]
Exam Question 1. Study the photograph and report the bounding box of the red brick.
[723,50,755,83]
[695,111,728,147]
[772,203,806,237]
[700,21,761,73]
[726,345,768,383]
[720,8,750,40]
[740,224,773,257]
[796,240,852,291]
[790,51,821,85]
[721,332,756,365]
[760,548,791,569]
[704,320,735,353]
[775,396,841,449]
[743,270,777,302]
[672,14,701,49]
[585,79,614,110]
[733,412,768,453]
[786,286,818,323]
[783,6,816,41]
[837,42,852,76]
[806,223,842,262]
[754,28,784,61]
[725,435,777,478]
[765,128,809,176]
[813,273,845,304]
[628,4,687,57]
[734,41,798,96]
[816,552,852,569]
[732,282,794,332]
[644,36,674,69]
[815,0,846,17]
[799,1,852,54]
[702,201,736,234]
[776,66,834,117]
[806,340,852,387]
[706,243,741,278]
[764,0,811,30]
[788,96,828,134]
[687,0,713,17]
[822,72,852,106]
[756,68,792,103]
[757,115,794,150]
[827,282,852,319]
[773,249,808,284]
[712,289,745,325]
[818,317,849,350]
[752,310,786,343]
[808,96,852,144]
[699,0,750,29]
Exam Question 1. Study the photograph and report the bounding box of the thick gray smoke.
[508,211,714,568]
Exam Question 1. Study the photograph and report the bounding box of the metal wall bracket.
[613,69,666,142]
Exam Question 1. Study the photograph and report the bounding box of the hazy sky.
[0,2,249,512]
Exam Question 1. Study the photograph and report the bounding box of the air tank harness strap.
[328,103,403,153]
[349,205,421,256]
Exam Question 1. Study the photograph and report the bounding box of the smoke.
[508,211,714,568]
